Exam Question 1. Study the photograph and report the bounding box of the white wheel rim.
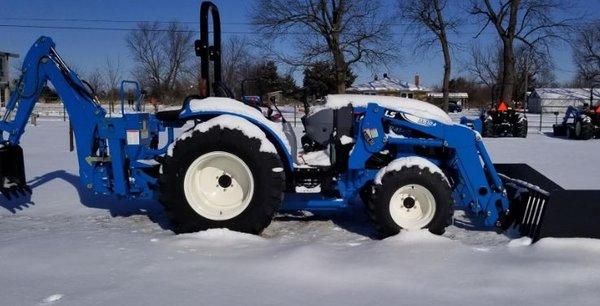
[389,184,436,229]
[183,151,254,221]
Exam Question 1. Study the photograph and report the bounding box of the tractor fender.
[580,114,592,123]
[374,156,448,186]
[177,97,294,169]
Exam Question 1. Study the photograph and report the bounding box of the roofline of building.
[347,88,430,93]
[348,74,431,92]
[0,52,19,58]
[533,87,600,91]
[427,92,469,98]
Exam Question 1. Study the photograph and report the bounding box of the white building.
[426,92,469,107]
[1,51,19,105]
[528,88,600,114]
[347,74,431,100]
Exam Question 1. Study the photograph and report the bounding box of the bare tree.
[572,20,600,85]
[127,22,162,93]
[183,35,257,98]
[126,22,194,103]
[399,0,459,110]
[222,36,248,85]
[470,0,573,103]
[104,57,122,112]
[250,0,395,93]
[514,44,556,94]
[163,23,195,94]
[85,68,105,99]
[466,42,555,99]
[465,44,500,87]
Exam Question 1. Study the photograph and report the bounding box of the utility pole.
[591,83,597,108]
[523,55,528,108]
[523,46,533,110]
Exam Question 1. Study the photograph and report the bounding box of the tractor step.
[0,144,31,199]
[495,163,600,242]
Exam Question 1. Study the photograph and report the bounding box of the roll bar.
[195,1,233,98]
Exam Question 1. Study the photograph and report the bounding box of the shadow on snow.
[0,170,171,230]
[0,170,507,239]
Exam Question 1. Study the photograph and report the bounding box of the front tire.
[366,165,453,237]
[575,118,594,140]
[159,127,285,234]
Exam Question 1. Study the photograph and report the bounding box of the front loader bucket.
[0,144,30,199]
[495,163,600,242]
[537,191,600,240]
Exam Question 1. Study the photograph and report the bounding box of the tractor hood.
[324,94,453,124]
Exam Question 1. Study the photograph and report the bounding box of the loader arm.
[348,103,509,226]
[344,102,600,241]
[1,37,107,192]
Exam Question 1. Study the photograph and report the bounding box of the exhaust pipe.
[495,163,600,242]
[0,144,30,199]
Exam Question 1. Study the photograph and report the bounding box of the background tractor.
[553,88,600,140]
[461,84,528,138]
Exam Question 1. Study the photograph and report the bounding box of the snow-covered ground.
[1,120,600,305]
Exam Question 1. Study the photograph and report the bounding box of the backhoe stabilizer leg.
[0,144,31,199]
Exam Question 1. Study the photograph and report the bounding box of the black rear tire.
[575,118,594,140]
[159,126,285,234]
[513,118,528,138]
[366,165,453,238]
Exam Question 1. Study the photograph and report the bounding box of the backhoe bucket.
[495,163,600,242]
[0,144,30,199]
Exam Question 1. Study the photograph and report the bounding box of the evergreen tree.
[303,61,356,98]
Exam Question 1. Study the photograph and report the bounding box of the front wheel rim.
[389,184,436,229]
[184,151,254,221]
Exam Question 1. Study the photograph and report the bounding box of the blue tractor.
[553,102,600,140]
[1,2,599,241]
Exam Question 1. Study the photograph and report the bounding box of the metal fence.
[533,101,585,132]
[2,102,309,127]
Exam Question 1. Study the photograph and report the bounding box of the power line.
[0,16,597,27]
[0,17,244,25]
[0,24,241,34]
[0,16,414,26]
[0,23,500,36]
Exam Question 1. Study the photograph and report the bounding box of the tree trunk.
[336,70,347,93]
[333,52,347,94]
[501,38,516,104]
[501,0,520,105]
[441,38,451,111]
[433,0,451,112]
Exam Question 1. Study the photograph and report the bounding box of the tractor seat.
[155,95,204,122]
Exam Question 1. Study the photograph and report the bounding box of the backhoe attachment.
[0,144,30,199]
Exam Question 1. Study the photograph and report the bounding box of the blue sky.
[0,0,598,87]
